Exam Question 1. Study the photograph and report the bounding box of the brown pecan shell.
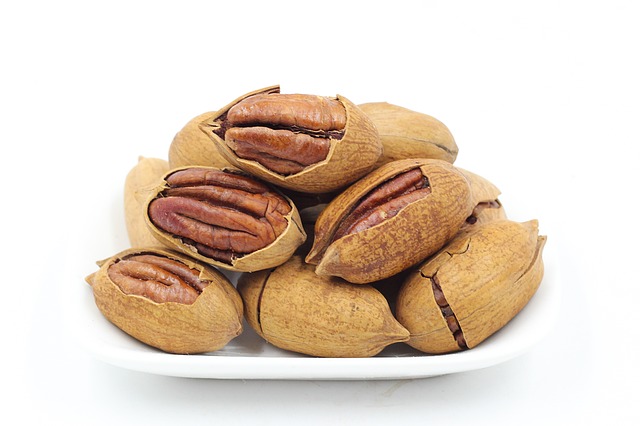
[168,111,233,170]
[456,168,507,232]
[237,255,409,358]
[145,166,306,272]
[85,248,243,354]
[358,102,458,167]
[124,156,171,249]
[199,85,382,194]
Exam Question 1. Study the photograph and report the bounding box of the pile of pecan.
[85,85,545,357]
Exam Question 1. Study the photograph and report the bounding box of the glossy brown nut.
[306,159,474,284]
[144,166,306,272]
[199,85,382,193]
[396,220,546,354]
[224,93,342,175]
[107,253,206,304]
[85,248,243,354]
[237,255,409,358]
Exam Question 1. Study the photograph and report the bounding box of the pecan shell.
[199,85,382,194]
[168,111,233,170]
[145,166,306,272]
[85,248,243,354]
[237,255,409,358]
[457,168,507,231]
[124,156,170,249]
[359,102,458,167]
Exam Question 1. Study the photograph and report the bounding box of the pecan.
[331,168,431,242]
[397,219,546,354]
[87,248,244,354]
[147,168,292,264]
[216,93,346,175]
[107,254,209,304]
[358,102,458,167]
[237,255,410,357]
[307,159,473,284]
[199,86,382,194]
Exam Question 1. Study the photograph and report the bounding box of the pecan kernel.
[332,168,431,242]
[107,254,209,304]
[148,168,292,264]
[220,93,346,175]
[430,274,468,349]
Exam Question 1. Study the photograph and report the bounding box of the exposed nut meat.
[148,168,292,264]
[430,274,468,349]
[219,93,346,175]
[331,168,431,242]
[107,254,209,304]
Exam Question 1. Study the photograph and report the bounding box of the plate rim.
[69,256,560,381]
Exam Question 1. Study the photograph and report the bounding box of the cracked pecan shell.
[168,111,233,170]
[85,248,243,354]
[396,219,546,354]
[457,168,507,231]
[199,85,382,194]
[124,156,170,249]
[306,159,474,284]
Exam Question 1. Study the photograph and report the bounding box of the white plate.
[68,194,560,381]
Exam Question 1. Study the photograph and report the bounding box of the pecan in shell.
[199,85,382,194]
[86,248,244,354]
[147,167,293,264]
[216,93,346,175]
[396,219,546,354]
[307,159,473,284]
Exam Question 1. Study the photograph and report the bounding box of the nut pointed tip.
[85,273,96,287]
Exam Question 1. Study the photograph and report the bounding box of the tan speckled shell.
[199,85,382,194]
[85,247,243,354]
[124,156,170,248]
[144,166,307,272]
[168,111,232,169]
[359,102,458,167]
[306,159,474,284]
[396,219,546,354]
[458,168,502,206]
[237,255,409,357]
[458,167,507,231]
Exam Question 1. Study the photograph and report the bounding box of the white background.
[3,0,639,424]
